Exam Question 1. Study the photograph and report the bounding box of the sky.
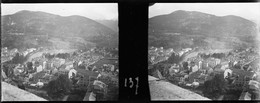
[149,3,260,23]
[1,3,118,20]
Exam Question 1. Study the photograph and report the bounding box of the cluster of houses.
[149,46,260,100]
[1,47,40,64]
[1,47,19,63]
[148,47,175,65]
[148,46,195,65]
[1,46,119,101]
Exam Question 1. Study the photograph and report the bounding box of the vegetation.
[203,73,227,99]
[12,53,27,64]
[99,75,119,101]
[2,10,118,50]
[149,10,257,50]
[45,74,72,100]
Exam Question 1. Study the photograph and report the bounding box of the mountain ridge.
[1,10,118,50]
[149,10,258,50]
[96,19,118,32]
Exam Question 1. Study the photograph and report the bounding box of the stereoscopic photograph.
[1,3,118,101]
[148,3,260,100]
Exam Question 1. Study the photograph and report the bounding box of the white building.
[78,61,83,66]
[110,65,115,72]
[42,61,47,70]
[224,69,233,79]
[191,65,199,73]
[23,51,29,56]
[221,64,229,71]
[93,80,107,89]
[198,61,202,69]
[215,59,221,65]
[36,65,43,73]
[68,68,77,79]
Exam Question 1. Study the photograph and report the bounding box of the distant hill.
[97,20,118,32]
[1,10,118,50]
[149,10,258,50]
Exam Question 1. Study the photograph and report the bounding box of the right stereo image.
[148,3,260,100]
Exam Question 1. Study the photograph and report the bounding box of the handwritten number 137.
[125,77,139,95]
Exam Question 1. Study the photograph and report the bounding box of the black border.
[1,0,151,102]
[147,1,259,103]
[1,0,260,102]
[118,1,150,102]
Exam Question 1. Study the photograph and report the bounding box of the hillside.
[149,10,259,50]
[1,10,118,50]
[97,20,118,32]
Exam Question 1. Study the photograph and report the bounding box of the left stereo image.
[1,3,119,101]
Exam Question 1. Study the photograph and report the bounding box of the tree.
[99,75,119,101]
[182,61,189,70]
[203,73,227,99]
[78,64,85,70]
[166,53,181,64]
[2,62,15,77]
[45,74,72,99]
[27,62,33,70]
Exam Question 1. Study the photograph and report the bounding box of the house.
[187,71,204,84]
[36,65,43,73]
[65,64,74,71]
[36,79,44,88]
[220,63,229,71]
[207,59,218,68]
[13,65,24,76]
[76,69,99,78]
[10,48,18,54]
[229,69,255,90]
[78,61,83,66]
[42,61,47,70]
[23,51,29,56]
[58,69,69,75]
[169,65,179,76]
[92,80,108,98]
[224,69,233,79]
[68,68,77,79]
[83,92,96,101]
[93,80,107,90]
[248,80,259,90]
[215,59,221,65]
[247,80,260,100]
[74,69,99,90]
[239,92,251,100]
[2,69,7,80]
[198,61,202,69]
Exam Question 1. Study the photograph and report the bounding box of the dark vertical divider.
[118,2,150,102]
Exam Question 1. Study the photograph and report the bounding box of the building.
[229,69,255,90]
[83,92,96,101]
[68,68,77,79]
[36,65,43,73]
[2,69,7,80]
[74,69,99,90]
[187,71,205,84]
[224,69,233,79]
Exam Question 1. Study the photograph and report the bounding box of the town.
[1,46,119,101]
[148,46,260,100]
